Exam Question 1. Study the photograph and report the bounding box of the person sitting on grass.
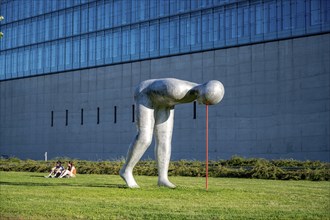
[59,161,76,178]
[45,161,65,178]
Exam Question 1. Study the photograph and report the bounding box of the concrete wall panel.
[0,34,329,161]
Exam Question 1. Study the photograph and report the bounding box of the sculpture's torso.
[135,78,198,108]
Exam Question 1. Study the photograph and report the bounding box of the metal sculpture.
[120,78,224,188]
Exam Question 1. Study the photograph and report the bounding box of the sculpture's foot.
[119,168,140,188]
[158,179,176,188]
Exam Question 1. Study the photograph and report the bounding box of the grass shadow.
[0,181,127,189]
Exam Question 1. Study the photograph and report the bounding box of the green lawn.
[0,172,329,219]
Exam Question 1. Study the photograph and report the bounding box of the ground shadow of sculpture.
[120,78,224,188]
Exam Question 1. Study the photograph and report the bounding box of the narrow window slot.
[97,107,100,124]
[114,106,117,124]
[81,109,84,125]
[51,111,54,127]
[132,104,135,123]
[193,101,197,119]
[65,110,68,126]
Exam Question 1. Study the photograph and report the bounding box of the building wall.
[1,34,329,161]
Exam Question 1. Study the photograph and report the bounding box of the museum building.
[0,0,329,161]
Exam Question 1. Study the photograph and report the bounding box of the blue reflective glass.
[149,0,158,19]
[191,12,201,51]
[202,10,214,49]
[44,43,51,72]
[11,49,17,78]
[37,17,45,42]
[0,53,5,80]
[11,23,17,48]
[17,49,24,77]
[5,24,12,49]
[5,52,12,78]
[140,23,149,59]
[131,25,140,60]
[58,40,65,71]
[51,42,58,72]
[66,9,73,37]
[37,45,44,74]
[73,37,80,68]
[88,3,96,32]
[139,0,148,21]
[97,1,105,30]
[104,1,113,28]
[96,33,104,65]
[159,0,169,16]
[51,12,59,40]
[59,12,65,38]
[113,0,122,26]
[214,8,225,47]
[160,19,169,55]
[30,45,37,74]
[45,15,51,41]
[23,46,30,75]
[170,17,179,53]
[81,6,88,34]
[113,28,122,62]
[122,0,131,24]
[105,30,113,63]
[1,0,330,81]
[73,8,81,35]
[88,34,96,66]
[65,39,73,69]
[31,0,38,16]
[180,15,190,52]
[149,21,159,57]
[80,36,88,67]
[122,27,130,61]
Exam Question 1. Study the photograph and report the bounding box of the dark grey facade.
[0,0,329,161]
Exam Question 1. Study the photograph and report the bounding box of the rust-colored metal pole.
[206,104,209,191]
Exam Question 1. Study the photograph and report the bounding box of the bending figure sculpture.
[120,78,225,188]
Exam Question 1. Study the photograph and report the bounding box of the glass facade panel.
[66,9,73,37]
[81,5,88,34]
[97,1,105,30]
[37,45,44,74]
[149,21,159,57]
[88,3,96,32]
[191,12,201,51]
[72,36,80,69]
[140,22,149,59]
[170,16,180,54]
[160,18,170,56]
[65,38,73,70]
[0,52,5,80]
[1,0,330,80]
[58,40,65,71]
[180,14,190,52]
[131,25,140,60]
[96,32,105,65]
[202,10,214,49]
[113,28,122,62]
[105,30,113,63]
[80,36,88,67]
[122,27,130,61]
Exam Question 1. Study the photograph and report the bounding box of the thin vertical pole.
[206,104,209,191]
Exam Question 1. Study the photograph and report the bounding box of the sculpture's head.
[197,80,225,105]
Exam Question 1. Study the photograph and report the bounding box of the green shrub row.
[0,156,329,181]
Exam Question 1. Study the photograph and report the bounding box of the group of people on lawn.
[45,161,76,178]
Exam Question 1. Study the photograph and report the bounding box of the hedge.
[0,156,329,181]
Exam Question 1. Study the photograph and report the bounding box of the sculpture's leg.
[120,104,154,188]
[154,107,176,188]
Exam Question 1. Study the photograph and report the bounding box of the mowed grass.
[0,172,329,220]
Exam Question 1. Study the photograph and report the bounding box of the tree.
[0,16,4,38]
